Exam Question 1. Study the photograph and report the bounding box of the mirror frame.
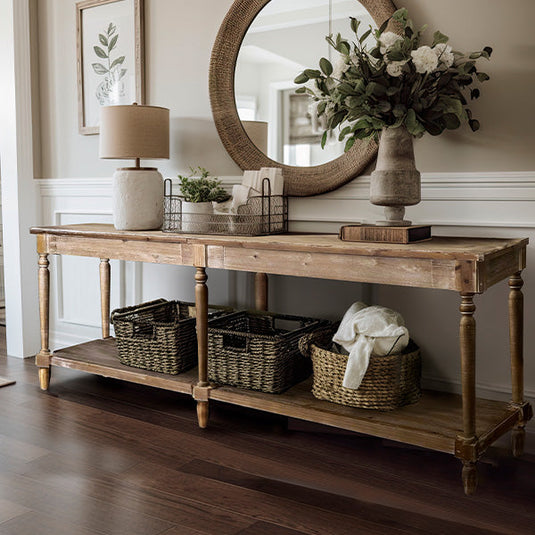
[209,0,397,196]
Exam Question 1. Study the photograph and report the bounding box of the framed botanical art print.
[76,0,145,135]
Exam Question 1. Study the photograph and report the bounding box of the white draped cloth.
[333,302,409,390]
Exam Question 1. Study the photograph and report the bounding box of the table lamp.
[99,103,170,230]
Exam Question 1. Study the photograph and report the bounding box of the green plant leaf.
[119,68,127,79]
[344,136,356,152]
[387,49,405,62]
[476,72,490,82]
[321,131,328,149]
[469,118,480,132]
[319,57,333,76]
[443,113,461,129]
[377,101,391,112]
[359,28,372,44]
[392,8,409,24]
[337,82,356,96]
[483,46,493,57]
[470,88,480,100]
[92,63,108,75]
[304,69,322,79]
[294,72,309,84]
[93,46,108,59]
[109,34,119,51]
[339,125,352,141]
[111,56,125,69]
[405,108,425,136]
[330,110,347,129]
[337,41,350,55]
[432,30,449,46]
[377,19,389,35]
[99,34,108,46]
[107,22,114,35]
[350,17,360,34]
[393,103,407,117]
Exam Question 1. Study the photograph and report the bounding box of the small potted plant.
[178,167,230,233]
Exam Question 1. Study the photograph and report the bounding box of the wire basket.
[207,311,328,393]
[162,178,288,236]
[299,326,422,410]
[111,299,231,375]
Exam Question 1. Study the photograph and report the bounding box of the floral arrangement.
[294,8,492,151]
[178,167,231,203]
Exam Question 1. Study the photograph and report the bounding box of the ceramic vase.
[370,126,421,226]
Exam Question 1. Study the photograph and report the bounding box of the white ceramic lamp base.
[113,169,164,230]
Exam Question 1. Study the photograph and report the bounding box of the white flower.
[411,45,439,73]
[386,60,407,77]
[379,31,403,55]
[332,54,349,80]
[433,43,455,69]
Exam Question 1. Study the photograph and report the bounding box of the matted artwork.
[76,0,145,135]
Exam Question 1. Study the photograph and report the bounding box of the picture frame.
[76,0,145,135]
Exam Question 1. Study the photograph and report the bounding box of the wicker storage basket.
[111,298,210,375]
[299,327,421,410]
[208,311,327,393]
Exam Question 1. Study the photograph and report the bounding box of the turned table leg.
[509,272,526,457]
[100,259,111,339]
[195,267,209,428]
[459,293,478,495]
[255,272,268,311]
[36,253,51,390]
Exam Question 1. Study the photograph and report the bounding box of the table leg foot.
[197,401,209,429]
[512,425,525,457]
[462,461,478,495]
[38,367,50,391]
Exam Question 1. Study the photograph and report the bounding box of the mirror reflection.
[235,0,376,167]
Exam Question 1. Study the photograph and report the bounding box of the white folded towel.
[333,302,409,390]
[259,167,284,195]
[241,168,284,196]
[242,171,261,193]
[230,184,253,213]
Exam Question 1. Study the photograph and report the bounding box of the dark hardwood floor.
[0,328,533,534]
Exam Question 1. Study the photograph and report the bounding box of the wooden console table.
[31,224,532,494]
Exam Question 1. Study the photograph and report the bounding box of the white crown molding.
[38,170,535,199]
[322,171,535,202]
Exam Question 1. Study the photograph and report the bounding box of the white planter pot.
[181,201,214,234]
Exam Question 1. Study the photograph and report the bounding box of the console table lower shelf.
[51,337,527,456]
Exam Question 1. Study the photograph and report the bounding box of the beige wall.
[37,0,535,178]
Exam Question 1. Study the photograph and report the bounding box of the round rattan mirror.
[209,0,397,196]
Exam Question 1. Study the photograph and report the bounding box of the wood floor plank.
[122,460,409,535]
[236,521,309,535]
[0,472,174,535]
[10,453,253,535]
[179,459,499,535]
[0,510,102,535]
[0,499,30,525]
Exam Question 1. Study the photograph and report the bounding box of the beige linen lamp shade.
[99,104,170,160]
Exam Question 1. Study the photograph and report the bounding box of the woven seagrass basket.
[208,311,327,394]
[299,327,422,410]
[111,299,208,375]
